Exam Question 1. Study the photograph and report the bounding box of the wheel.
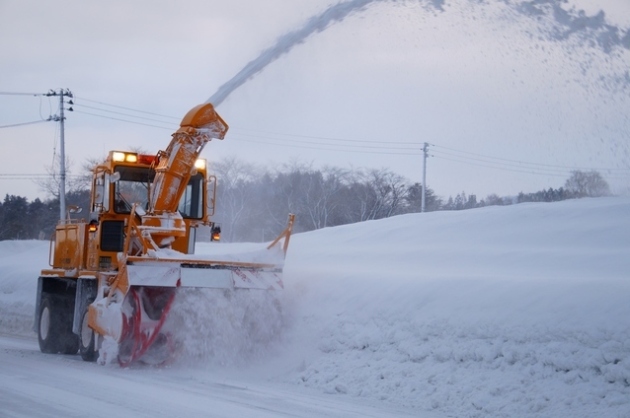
[79,300,97,362]
[38,295,63,353]
[37,294,79,355]
[60,331,79,355]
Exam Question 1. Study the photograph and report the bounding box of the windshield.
[113,166,203,219]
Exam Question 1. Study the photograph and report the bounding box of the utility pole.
[421,142,429,213]
[46,89,73,221]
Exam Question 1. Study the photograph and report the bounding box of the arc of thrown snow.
[206,0,379,107]
[207,0,629,107]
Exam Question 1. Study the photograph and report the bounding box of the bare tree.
[211,157,260,242]
[483,194,506,206]
[36,155,91,200]
[296,166,348,230]
[346,168,408,221]
[564,170,611,197]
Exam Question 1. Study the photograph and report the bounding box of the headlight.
[194,159,206,170]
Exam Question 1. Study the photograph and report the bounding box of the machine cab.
[86,151,216,271]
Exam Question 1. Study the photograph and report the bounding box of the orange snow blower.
[35,103,294,365]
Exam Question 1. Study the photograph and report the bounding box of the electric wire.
[430,144,630,173]
[73,110,174,130]
[0,174,83,179]
[432,154,572,177]
[431,149,573,175]
[72,101,424,152]
[232,135,424,155]
[234,126,422,146]
[5,95,626,182]
[75,97,180,120]
[71,101,630,175]
[78,104,178,125]
[431,151,630,180]
[0,91,42,96]
[231,131,423,151]
[72,100,626,176]
[0,119,51,129]
[430,147,630,179]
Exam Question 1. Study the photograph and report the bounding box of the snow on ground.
[272,197,630,417]
[0,240,47,337]
[1,197,629,417]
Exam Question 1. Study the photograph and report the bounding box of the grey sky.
[1,0,629,201]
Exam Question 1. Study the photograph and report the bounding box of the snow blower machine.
[34,103,294,365]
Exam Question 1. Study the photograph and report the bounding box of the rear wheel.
[79,300,97,362]
[38,296,57,353]
[38,294,79,355]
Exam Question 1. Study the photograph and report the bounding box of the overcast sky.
[1,0,629,202]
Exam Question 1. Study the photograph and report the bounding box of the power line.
[75,97,180,120]
[431,144,629,173]
[432,154,571,177]
[234,126,422,146]
[76,97,423,148]
[0,173,84,180]
[73,100,628,173]
[74,110,174,130]
[230,135,423,155]
[0,91,42,96]
[15,95,626,182]
[77,103,178,125]
[432,152,630,179]
[431,149,571,175]
[0,119,53,129]
[72,101,425,153]
[231,132,422,151]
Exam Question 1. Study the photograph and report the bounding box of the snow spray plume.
[207,0,629,107]
[207,0,382,107]
[164,289,285,367]
[509,0,630,53]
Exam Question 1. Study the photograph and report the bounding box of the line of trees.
[0,191,90,241]
[0,162,611,242]
[211,159,443,241]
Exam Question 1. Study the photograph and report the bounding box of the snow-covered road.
[0,334,425,418]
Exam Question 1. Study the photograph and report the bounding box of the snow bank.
[1,197,629,417]
[0,240,48,337]
[275,197,630,417]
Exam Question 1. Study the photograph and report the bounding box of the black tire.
[79,300,97,362]
[38,294,79,355]
[38,295,61,353]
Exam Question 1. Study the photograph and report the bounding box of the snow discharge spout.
[207,0,629,107]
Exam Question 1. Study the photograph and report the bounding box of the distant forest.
[0,160,611,242]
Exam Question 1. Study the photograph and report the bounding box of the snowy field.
[1,197,629,417]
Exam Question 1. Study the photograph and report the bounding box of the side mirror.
[206,175,217,219]
[109,172,121,183]
[94,183,105,204]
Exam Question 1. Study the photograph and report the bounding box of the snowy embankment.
[276,197,630,417]
[1,197,629,418]
[0,240,47,337]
